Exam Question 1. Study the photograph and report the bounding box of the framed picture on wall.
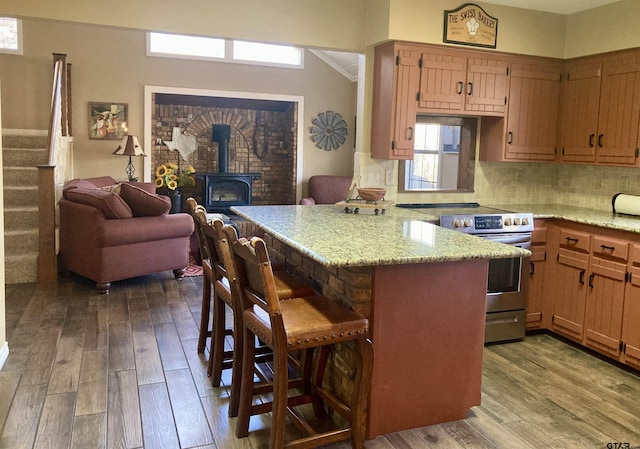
[89,102,128,140]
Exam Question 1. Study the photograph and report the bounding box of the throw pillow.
[98,183,123,195]
[64,188,133,219]
[63,179,97,191]
[120,182,171,217]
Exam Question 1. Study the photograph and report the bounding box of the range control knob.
[514,218,521,225]
[454,219,463,228]
[504,218,512,226]
[522,217,530,225]
[464,218,472,227]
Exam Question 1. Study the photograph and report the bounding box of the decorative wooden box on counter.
[231,204,528,438]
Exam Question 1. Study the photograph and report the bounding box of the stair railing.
[37,53,71,284]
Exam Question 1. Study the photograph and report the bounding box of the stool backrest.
[224,227,282,319]
[194,209,225,281]
[186,197,210,262]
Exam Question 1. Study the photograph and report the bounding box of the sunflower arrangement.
[154,163,196,190]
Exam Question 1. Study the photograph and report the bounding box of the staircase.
[2,131,48,284]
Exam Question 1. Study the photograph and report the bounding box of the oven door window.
[487,257,521,294]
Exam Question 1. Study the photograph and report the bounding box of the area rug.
[184,254,203,277]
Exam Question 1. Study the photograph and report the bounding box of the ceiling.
[314,0,623,81]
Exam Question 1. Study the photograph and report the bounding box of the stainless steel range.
[405,203,533,343]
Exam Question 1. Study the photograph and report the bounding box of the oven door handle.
[481,234,532,246]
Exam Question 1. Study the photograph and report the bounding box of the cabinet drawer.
[592,235,629,261]
[630,243,640,265]
[558,228,591,253]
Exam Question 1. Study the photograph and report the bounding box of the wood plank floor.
[2,272,640,449]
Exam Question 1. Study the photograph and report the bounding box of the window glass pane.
[149,32,225,59]
[0,17,21,53]
[233,40,302,66]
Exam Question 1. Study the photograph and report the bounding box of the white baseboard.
[0,341,8,370]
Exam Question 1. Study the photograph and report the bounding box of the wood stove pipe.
[212,124,231,173]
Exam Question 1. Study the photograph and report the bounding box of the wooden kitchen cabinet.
[558,59,602,163]
[550,227,591,343]
[479,57,561,162]
[526,219,547,330]
[559,50,640,166]
[583,235,629,357]
[622,244,640,369]
[418,49,508,116]
[371,41,421,160]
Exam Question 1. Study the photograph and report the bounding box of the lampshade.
[113,135,145,157]
[113,135,145,181]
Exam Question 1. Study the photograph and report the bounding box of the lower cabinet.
[526,219,547,330]
[538,220,640,370]
[622,245,640,369]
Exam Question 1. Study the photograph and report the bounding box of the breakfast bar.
[231,204,529,438]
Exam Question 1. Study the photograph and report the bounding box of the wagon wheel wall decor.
[309,111,348,151]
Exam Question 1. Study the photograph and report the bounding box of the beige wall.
[0,19,357,184]
[1,0,367,52]
[565,0,640,58]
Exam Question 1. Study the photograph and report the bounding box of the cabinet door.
[596,55,640,166]
[622,264,640,369]
[584,258,626,357]
[506,61,561,161]
[551,248,589,342]
[418,50,466,112]
[526,221,548,329]
[559,60,601,163]
[465,57,508,115]
[371,43,420,160]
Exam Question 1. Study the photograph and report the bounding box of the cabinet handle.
[600,244,615,252]
[407,127,413,141]
[566,237,579,244]
[598,134,604,147]
[588,273,595,288]
[468,82,473,96]
[579,269,585,284]
[530,261,535,276]
[508,132,513,144]
[457,81,463,95]
[589,134,595,147]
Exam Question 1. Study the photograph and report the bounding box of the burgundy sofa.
[299,175,353,205]
[58,176,194,293]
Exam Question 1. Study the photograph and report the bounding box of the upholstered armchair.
[299,175,352,205]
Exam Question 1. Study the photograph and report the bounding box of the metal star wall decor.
[309,111,348,151]
[163,127,197,161]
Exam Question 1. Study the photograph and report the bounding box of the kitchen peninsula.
[231,204,529,438]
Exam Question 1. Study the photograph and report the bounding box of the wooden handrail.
[38,53,70,284]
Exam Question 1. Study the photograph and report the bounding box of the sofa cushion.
[120,183,171,217]
[64,188,133,219]
[123,181,157,194]
[63,179,98,191]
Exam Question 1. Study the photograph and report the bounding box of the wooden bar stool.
[225,227,374,449]
[200,216,316,417]
[185,198,218,355]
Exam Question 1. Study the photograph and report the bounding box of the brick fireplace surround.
[151,94,298,208]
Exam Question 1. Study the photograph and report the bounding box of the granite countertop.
[231,205,529,267]
[489,203,640,234]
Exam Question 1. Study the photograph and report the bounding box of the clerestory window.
[0,17,22,55]
[147,32,303,69]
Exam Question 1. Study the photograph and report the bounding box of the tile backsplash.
[393,161,640,211]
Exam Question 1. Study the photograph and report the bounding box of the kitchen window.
[0,17,22,55]
[398,116,477,192]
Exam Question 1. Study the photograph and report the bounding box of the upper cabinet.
[417,49,508,115]
[371,41,421,160]
[479,57,562,162]
[559,50,640,167]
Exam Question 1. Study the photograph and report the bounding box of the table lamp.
[113,135,145,181]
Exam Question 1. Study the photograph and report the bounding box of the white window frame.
[146,32,304,70]
[0,17,23,56]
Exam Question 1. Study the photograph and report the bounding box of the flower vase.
[167,188,183,214]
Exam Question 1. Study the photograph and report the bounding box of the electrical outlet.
[385,170,395,186]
